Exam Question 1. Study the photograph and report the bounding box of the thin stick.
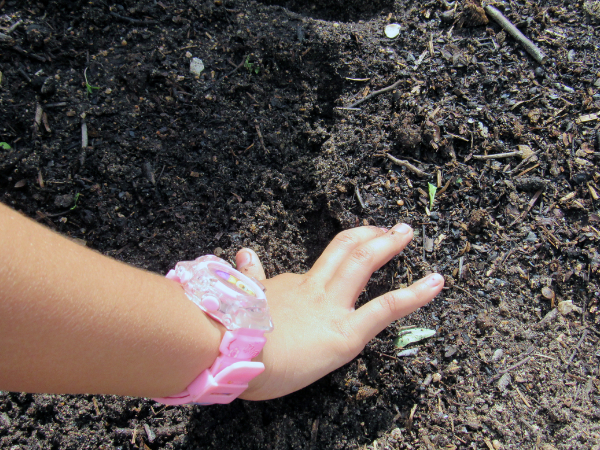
[515,163,540,178]
[508,151,538,174]
[255,122,267,153]
[499,356,532,375]
[452,285,485,307]
[490,356,532,381]
[437,175,458,196]
[485,5,547,64]
[472,151,521,160]
[6,20,22,34]
[385,153,430,177]
[348,79,403,108]
[354,185,367,209]
[567,329,589,367]
[32,103,43,138]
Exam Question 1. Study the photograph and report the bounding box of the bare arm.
[0,202,223,398]
[0,203,443,402]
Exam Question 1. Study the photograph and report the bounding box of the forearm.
[0,202,223,398]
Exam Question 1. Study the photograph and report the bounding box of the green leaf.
[394,328,436,348]
[428,182,437,210]
[0,142,11,150]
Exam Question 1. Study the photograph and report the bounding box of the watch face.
[210,265,257,297]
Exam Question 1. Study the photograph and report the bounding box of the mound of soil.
[1,0,599,448]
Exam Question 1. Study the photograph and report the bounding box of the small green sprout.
[70,193,81,211]
[428,182,437,210]
[456,177,463,184]
[84,68,100,95]
[243,56,260,75]
[0,142,12,150]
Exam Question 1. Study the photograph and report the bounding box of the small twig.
[334,107,362,111]
[6,20,22,34]
[255,122,267,153]
[32,103,43,138]
[437,175,458,196]
[385,153,431,177]
[484,5,547,64]
[508,151,538,174]
[44,102,68,108]
[490,356,533,381]
[472,151,522,160]
[452,285,485,307]
[109,11,156,24]
[499,356,532,375]
[354,185,367,209]
[0,32,14,45]
[510,94,541,111]
[41,112,51,133]
[345,77,370,81]
[515,386,532,408]
[203,57,245,92]
[348,79,403,108]
[566,329,589,367]
[515,163,539,178]
[509,189,542,227]
[17,67,31,82]
[374,350,399,361]
[12,45,46,62]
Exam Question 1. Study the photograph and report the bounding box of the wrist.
[152,278,226,397]
[152,256,273,405]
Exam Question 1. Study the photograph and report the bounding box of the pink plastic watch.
[153,255,273,405]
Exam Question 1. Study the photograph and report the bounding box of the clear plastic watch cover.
[166,255,273,332]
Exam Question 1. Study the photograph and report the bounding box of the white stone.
[385,23,401,39]
[190,58,205,76]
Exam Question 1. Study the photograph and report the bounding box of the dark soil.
[1,0,600,449]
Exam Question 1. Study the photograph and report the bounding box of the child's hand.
[234,224,444,401]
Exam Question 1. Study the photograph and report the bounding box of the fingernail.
[391,223,411,234]
[426,273,444,287]
[237,250,252,270]
[379,227,389,233]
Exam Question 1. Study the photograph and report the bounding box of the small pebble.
[524,231,538,242]
[498,373,511,391]
[384,23,401,39]
[190,57,205,76]
[558,300,575,315]
[492,349,503,362]
[397,348,419,357]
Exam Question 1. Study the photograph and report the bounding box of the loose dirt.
[1,0,599,448]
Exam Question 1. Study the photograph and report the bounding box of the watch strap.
[153,328,266,405]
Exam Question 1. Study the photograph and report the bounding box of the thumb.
[235,248,267,281]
